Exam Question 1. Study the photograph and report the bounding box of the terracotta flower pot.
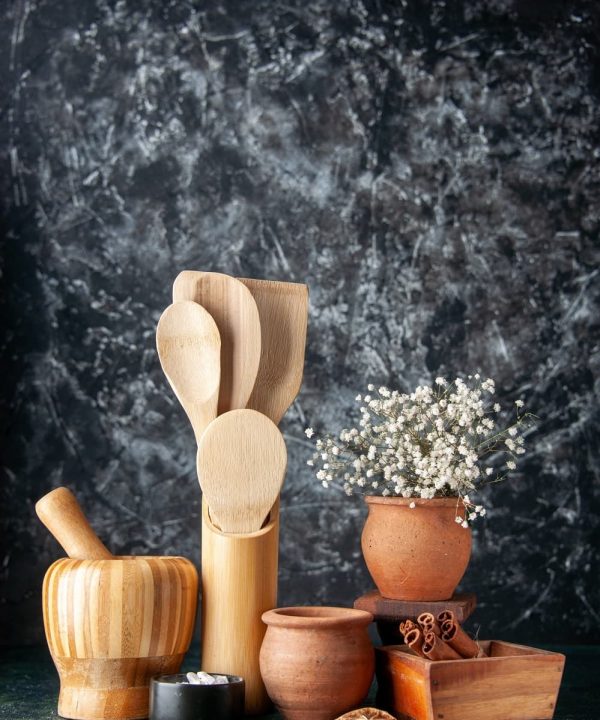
[361,496,471,601]
[260,606,374,720]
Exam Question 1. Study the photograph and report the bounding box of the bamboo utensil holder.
[201,498,279,715]
[43,556,198,720]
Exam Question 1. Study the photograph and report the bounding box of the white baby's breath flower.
[461,520,469,528]
[515,399,524,408]
[305,376,533,522]
[409,501,416,509]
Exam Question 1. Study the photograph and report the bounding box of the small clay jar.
[260,606,374,720]
[361,496,472,601]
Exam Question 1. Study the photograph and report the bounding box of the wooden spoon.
[35,487,113,559]
[156,300,221,445]
[197,409,287,534]
[172,271,261,415]
[239,278,309,424]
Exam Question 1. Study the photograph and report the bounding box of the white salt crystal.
[182,671,231,685]
[196,672,217,685]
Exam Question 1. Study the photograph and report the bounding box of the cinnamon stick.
[417,612,441,636]
[422,631,462,661]
[399,619,417,638]
[437,610,455,625]
[441,620,486,658]
[404,627,427,658]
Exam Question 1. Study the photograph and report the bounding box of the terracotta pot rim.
[364,495,465,508]
[262,606,373,628]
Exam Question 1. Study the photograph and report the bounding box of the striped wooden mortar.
[42,556,198,720]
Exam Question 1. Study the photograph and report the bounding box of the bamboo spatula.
[156,300,221,445]
[239,278,309,425]
[197,409,287,534]
[172,271,261,415]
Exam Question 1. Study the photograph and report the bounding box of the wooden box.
[376,641,565,720]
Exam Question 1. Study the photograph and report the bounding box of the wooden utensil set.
[160,271,309,714]
[37,271,308,720]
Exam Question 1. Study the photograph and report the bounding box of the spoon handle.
[36,487,113,560]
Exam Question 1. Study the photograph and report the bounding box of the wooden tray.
[376,641,565,720]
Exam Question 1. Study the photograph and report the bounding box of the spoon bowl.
[156,300,221,444]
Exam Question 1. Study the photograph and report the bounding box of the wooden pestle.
[35,487,112,560]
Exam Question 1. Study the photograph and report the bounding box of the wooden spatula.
[239,278,309,425]
[197,409,287,534]
[156,300,221,445]
[172,271,261,415]
[36,487,113,560]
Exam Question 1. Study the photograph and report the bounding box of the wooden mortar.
[37,488,198,720]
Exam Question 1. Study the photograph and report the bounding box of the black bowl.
[150,673,245,720]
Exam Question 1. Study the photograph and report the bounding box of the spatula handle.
[36,487,113,560]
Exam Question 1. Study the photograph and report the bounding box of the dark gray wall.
[1,0,599,647]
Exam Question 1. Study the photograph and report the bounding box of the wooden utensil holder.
[42,556,198,720]
[201,498,279,715]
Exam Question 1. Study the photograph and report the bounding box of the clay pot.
[260,606,374,720]
[361,496,471,601]
[42,556,198,720]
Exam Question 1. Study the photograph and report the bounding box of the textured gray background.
[1,0,599,647]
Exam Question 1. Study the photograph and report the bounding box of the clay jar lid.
[262,606,373,629]
[149,674,244,720]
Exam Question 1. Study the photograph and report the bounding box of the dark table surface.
[1,645,598,719]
